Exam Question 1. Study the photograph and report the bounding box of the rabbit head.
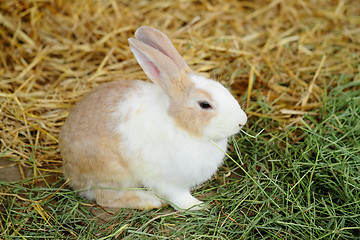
[128,26,247,141]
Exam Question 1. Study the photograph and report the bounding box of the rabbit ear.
[134,26,189,70]
[128,36,192,99]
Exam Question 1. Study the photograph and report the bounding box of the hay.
[0,0,359,181]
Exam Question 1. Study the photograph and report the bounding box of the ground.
[0,0,359,239]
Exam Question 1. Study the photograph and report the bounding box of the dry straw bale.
[0,0,359,181]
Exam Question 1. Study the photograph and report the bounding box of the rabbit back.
[59,80,143,199]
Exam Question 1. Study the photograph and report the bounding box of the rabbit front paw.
[167,192,205,210]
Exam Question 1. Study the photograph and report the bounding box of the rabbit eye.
[198,101,213,110]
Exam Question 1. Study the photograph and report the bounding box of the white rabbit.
[59,26,247,210]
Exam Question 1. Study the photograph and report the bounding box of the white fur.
[190,74,247,140]
[114,80,229,209]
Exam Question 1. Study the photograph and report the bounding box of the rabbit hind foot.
[94,188,166,210]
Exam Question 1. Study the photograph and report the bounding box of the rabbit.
[59,26,247,210]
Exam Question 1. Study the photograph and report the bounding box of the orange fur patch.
[59,80,137,191]
[168,74,216,137]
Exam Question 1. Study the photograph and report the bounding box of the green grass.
[1,76,359,239]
